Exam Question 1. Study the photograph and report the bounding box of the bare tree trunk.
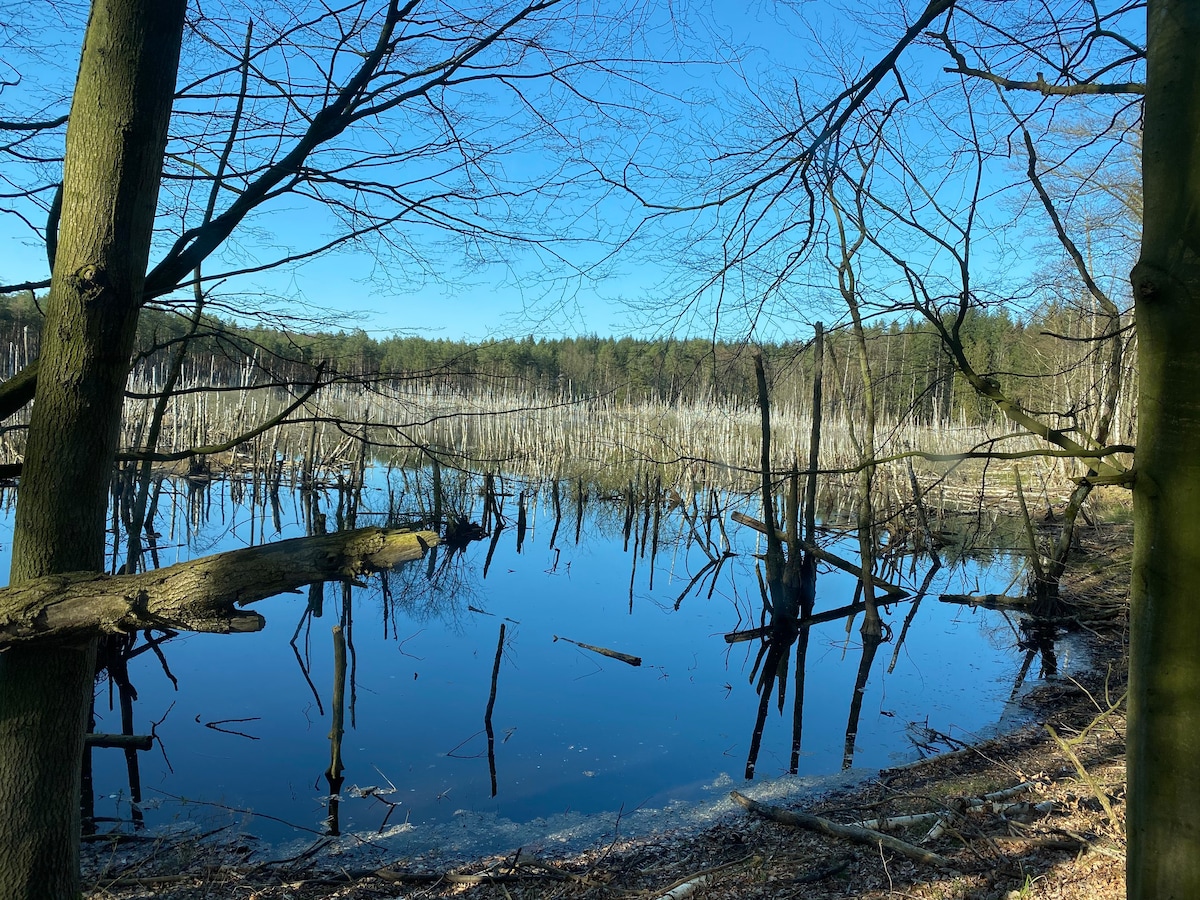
[830,188,881,639]
[800,324,824,620]
[1128,2,1200,896]
[0,3,185,896]
[753,352,791,617]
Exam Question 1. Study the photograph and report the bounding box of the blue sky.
[0,2,1142,342]
[0,2,866,341]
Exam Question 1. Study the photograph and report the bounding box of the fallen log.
[0,526,437,645]
[856,797,1055,832]
[730,790,954,869]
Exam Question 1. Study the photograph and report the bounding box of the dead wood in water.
[939,593,1031,610]
[0,526,437,645]
[753,352,790,617]
[730,511,909,599]
[485,623,506,796]
[805,323,824,555]
[724,593,914,643]
[553,635,641,666]
[327,626,347,783]
[842,629,883,769]
[84,734,153,751]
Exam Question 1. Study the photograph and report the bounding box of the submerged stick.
[725,593,915,643]
[553,635,641,667]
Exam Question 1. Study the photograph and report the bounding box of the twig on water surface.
[553,635,642,667]
[197,715,261,740]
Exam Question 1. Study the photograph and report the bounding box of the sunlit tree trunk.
[830,187,881,639]
[0,2,185,896]
[1128,1,1200,896]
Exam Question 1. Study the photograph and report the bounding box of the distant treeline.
[0,290,1131,431]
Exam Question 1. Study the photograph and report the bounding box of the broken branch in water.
[553,635,641,667]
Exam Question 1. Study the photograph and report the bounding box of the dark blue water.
[10,470,1062,854]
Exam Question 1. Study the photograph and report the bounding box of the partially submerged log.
[939,593,1031,611]
[0,526,437,645]
[0,358,38,424]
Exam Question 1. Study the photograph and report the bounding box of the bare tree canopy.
[0,0,692,322]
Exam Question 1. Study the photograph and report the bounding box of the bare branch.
[943,65,1143,96]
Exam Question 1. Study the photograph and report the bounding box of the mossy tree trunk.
[1128,1,1200,896]
[0,2,185,896]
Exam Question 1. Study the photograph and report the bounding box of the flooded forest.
[0,290,1133,855]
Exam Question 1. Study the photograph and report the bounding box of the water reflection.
[69,466,1065,845]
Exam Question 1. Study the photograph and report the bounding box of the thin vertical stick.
[485,623,506,797]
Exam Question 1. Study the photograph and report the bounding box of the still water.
[7,468,1071,855]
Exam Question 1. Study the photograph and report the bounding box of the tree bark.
[0,3,185,897]
[0,643,95,898]
[1128,2,1200,896]
[0,527,436,645]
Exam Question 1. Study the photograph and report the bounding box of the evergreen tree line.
[0,290,1133,432]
